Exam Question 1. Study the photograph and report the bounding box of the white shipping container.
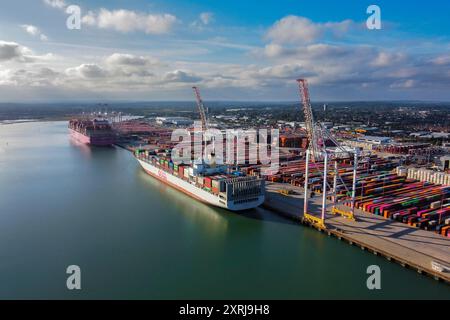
[430,201,441,209]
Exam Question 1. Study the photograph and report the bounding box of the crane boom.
[192,86,208,131]
[297,79,321,161]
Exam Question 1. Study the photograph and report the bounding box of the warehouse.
[358,135,392,145]
[156,117,194,126]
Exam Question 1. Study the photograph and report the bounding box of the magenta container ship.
[69,118,116,146]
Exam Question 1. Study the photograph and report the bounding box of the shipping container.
[204,177,212,188]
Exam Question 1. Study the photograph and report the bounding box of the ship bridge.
[224,176,265,204]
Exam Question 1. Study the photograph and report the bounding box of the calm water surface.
[0,121,448,299]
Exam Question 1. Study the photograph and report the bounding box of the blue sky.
[0,0,449,101]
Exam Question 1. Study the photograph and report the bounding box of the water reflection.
[137,168,229,236]
[69,138,92,159]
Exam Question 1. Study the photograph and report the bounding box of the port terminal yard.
[264,182,450,283]
[115,139,450,283]
[113,111,450,284]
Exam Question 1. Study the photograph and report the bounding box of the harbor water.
[0,121,448,299]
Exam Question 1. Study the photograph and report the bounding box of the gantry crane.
[296,79,359,227]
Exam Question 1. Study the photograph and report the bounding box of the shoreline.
[0,118,70,125]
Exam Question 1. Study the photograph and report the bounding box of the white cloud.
[431,55,450,66]
[43,0,66,10]
[263,44,286,58]
[66,64,108,79]
[163,70,202,83]
[267,16,322,44]
[60,54,162,91]
[82,11,97,26]
[257,64,312,79]
[190,12,215,30]
[259,42,358,60]
[323,20,355,37]
[21,25,39,36]
[0,69,14,85]
[105,53,161,67]
[0,41,33,62]
[390,79,418,89]
[21,24,49,41]
[371,52,406,67]
[82,9,177,34]
[253,35,450,93]
[260,43,299,58]
[266,15,356,44]
[200,12,214,25]
[0,67,61,87]
[1,30,449,100]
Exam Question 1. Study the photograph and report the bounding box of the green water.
[0,121,448,299]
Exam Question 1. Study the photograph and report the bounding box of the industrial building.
[156,117,194,126]
[358,135,392,145]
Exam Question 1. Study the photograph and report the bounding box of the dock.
[264,182,450,284]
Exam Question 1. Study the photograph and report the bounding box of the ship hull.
[70,128,91,144]
[69,128,115,146]
[137,159,264,211]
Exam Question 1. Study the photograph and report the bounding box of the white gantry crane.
[296,78,359,228]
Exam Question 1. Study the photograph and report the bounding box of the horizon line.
[1,99,450,105]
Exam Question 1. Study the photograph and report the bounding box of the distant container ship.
[134,149,265,211]
[69,118,116,146]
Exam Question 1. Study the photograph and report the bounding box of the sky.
[0,0,449,102]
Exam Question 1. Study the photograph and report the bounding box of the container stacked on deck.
[69,118,116,146]
[135,148,263,201]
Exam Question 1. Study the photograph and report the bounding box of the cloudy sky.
[0,0,449,102]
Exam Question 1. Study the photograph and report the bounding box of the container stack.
[340,172,450,237]
[406,167,450,186]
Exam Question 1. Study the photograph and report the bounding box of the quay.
[264,182,450,284]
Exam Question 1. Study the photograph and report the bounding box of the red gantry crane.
[297,79,321,162]
[192,86,209,131]
[192,86,217,163]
